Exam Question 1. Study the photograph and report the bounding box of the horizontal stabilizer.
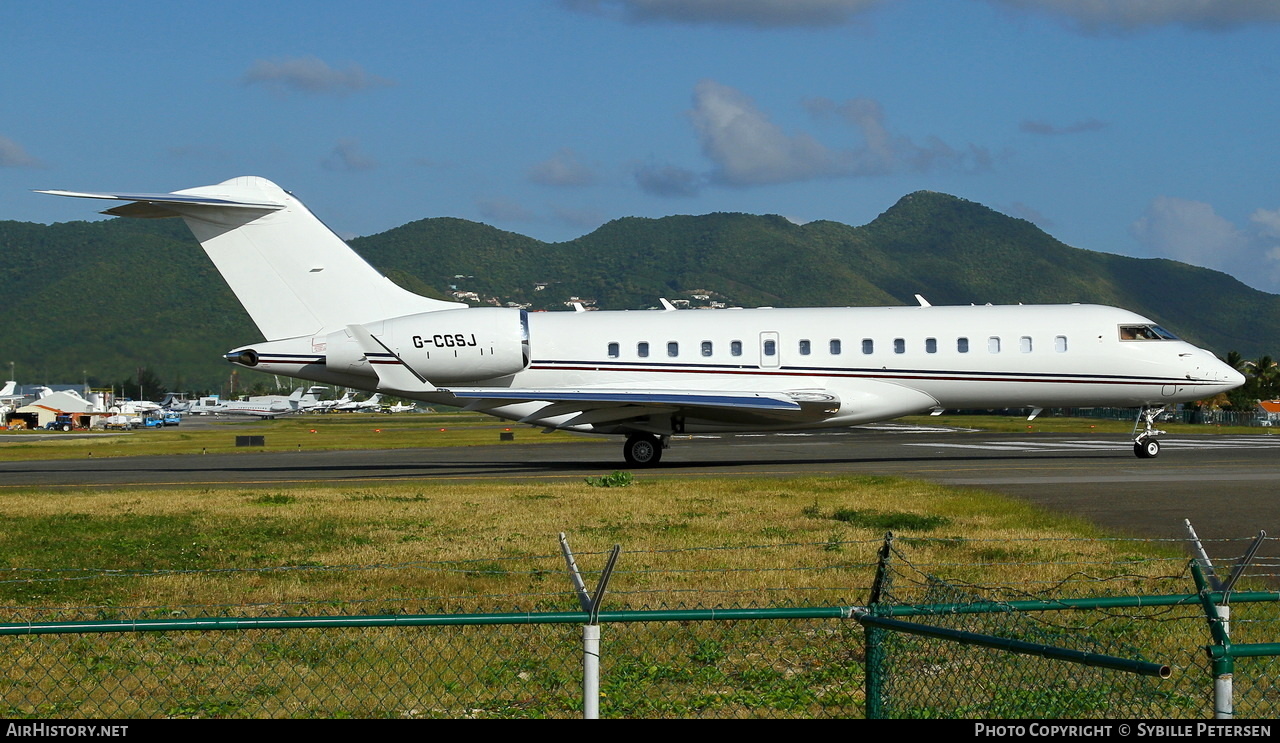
[35,189,285,214]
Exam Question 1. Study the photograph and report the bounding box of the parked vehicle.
[43,415,77,432]
[104,415,135,430]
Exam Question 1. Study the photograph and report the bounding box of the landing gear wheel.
[1134,436,1160,459]
[623,434,663,467]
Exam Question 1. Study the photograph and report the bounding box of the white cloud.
[689,82,994,187]
[807,96,996,175]
[1131,196,1280,292]
[1250,207,1280,240]
[242,56,394,96]
[528,148,598,187]
[633,163,703,197]
[0,135,42,168]
[563,0,890,28]
[691,81,851,185]
[696,79,993,185]
[321,139,378,172]
[987,0,1280,33]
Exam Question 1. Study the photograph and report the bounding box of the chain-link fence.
[864,536,1280,719]
[0,535,1277,718]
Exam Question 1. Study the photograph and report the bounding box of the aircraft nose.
[1208,357,1246,389]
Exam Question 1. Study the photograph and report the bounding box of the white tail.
[39,177,462,341]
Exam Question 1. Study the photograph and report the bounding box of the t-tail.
[38,177,463,342]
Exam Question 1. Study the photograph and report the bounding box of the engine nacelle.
[325,307,529,384]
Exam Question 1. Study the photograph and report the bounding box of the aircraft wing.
[448,388,802,410]
[447,387,840,430]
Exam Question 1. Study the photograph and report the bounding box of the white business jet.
[41,177,1245,465]
[334,393,383,412]
[190,388,305,418]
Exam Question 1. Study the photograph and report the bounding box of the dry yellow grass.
[0,474,1188,616]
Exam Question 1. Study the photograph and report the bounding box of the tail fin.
[0,381,15,397]
[39,177,463,341]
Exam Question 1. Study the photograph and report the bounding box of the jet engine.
[325,307,530,384]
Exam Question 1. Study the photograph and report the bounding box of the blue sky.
[4,0,1280,294]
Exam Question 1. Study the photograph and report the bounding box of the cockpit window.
[1118,324,1178,341]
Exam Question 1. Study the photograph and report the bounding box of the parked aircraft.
[42,177,1246,465]
[334,393,383,412]
[157,392,193,413]
[190,388,305,418]
[384,401,418,414]
[310,390,352,413]
[0,381,20,422]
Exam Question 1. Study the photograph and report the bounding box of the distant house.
[1258,400,1280,426]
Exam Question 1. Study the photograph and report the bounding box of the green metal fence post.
[864,532,895,719]
[1191,560,1235,719]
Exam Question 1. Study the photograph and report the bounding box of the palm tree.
[1246,355,1279,401]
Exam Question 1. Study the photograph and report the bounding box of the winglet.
[346,325,438,394]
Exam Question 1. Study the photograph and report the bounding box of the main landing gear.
[1132,405,1167,459]
[623,433,668,467]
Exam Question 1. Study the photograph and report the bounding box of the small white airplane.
[190,388,305,418]
[308,389,352,413]
[157,392,193,413]
[42,177,1245,464]
[334,393,383,412]
[384,401,418,414]
[0,381,21,420]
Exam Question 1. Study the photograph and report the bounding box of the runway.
[3,425,1279,559]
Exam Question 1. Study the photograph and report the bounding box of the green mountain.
[2,191,1276,391]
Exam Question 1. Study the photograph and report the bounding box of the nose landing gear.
[1133,406,1167,459]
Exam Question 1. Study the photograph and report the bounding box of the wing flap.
[445,388,804,411]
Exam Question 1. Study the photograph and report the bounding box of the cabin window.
[701,341,713,357]
[799,339,811,356]
[829,339,841,355]
[607,342,619,359]
[1055,335,1068,353]
[1020,336,1033,353]
[1119,324,1178,341]
[764,339,777,356]
[667,341,679,357]
[731,340,743,356]
[637,342,649,358]
[957,337,969,353]
[862,339,874,354]
[988,336,1001,353]
[925,337,937,354]
[893,338,905,354]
